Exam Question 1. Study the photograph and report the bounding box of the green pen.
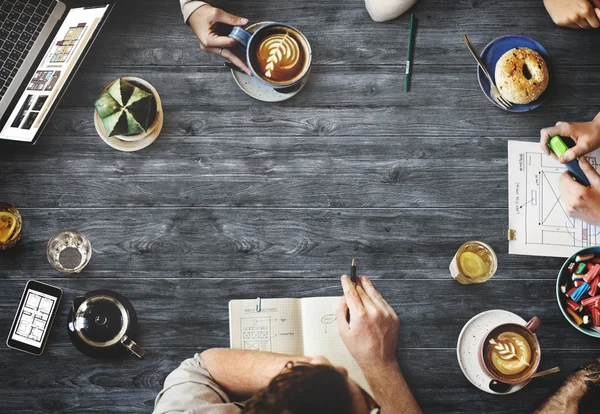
[404,14,415,93]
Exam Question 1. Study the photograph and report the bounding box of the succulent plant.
[95,78,155,136]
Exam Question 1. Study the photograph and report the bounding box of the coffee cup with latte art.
[229,23,312,89]
[479,317,542,384]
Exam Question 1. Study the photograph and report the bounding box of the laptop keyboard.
[0,0,56,100]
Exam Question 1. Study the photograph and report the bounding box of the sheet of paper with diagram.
[508,140,600,257]
[229,297,372,396]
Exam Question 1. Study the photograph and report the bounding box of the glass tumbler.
[47,230,92,274]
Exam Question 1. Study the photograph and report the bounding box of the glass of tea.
[46,230,92,274]
[0,202,22,250]
[450,241,497,284]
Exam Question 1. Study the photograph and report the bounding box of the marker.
[548,136,590,187]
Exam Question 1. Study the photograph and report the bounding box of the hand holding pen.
[338,274,400,368]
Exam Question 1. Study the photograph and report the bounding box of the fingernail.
[342,275,349,279]
[361,276,370,282]
[241,18,248,24]
[556,121,563,126]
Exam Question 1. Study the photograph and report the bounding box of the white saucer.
[230,22,310,102]
[456,309,530,395]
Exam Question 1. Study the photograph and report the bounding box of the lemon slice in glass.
[0,211,17,243]
[459,251,486,278]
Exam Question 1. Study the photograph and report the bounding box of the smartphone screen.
[7,281,62,355]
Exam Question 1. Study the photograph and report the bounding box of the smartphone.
[6,280,63,356]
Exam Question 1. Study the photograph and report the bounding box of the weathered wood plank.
[0,348,598,413]
[55,66,599,110]
[0,279,593,349]
[1,135,515,208]
[36,103,600,139]
[0,208,565,279]
[83,0,600,67]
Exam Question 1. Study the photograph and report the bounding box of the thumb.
[337,297,350,331]
[578,158,600,187]
[214,9,248,26]
[596,8,600,21]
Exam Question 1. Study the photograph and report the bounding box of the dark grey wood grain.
[51,66,600,110]
[1,0,599,412]
[0,135,518,208]
[82,0,600,68]
[0,208,566,279]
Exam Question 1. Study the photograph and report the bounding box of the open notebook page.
[229,298,304,356]
[300,296,373,396]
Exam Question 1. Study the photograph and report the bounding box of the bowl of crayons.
[557,247,600,338]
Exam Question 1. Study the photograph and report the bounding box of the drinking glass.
[450,241,497,284]
[47,230,92,273]
[0,202,22,250]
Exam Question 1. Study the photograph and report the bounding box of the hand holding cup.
[188,5,251,75]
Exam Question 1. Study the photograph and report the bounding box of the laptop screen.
[0,5,110,143]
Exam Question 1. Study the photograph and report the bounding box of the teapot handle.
[121,335,146,359]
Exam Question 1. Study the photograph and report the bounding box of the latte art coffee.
[487,332,531,375]
[251,27,310,85]
[483,324,539,382]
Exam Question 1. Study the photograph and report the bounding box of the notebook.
[507,140,600,257]
[229,296,372,396]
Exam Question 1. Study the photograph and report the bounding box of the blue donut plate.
[477,35,551,113]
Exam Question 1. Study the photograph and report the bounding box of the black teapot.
[67,290,145,358]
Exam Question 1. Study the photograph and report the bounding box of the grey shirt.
[154,354,243,414]
[180,0,208,23]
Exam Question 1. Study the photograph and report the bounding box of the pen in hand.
[347,258,357,322]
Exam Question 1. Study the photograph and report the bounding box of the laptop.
[0,0,116,145]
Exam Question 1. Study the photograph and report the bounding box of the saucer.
[230,22,310,102]
[456,309,530,395]
[476,35,551,112]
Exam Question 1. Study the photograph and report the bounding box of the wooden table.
[1,0,599,412]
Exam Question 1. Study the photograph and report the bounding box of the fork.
[463,35,513,110]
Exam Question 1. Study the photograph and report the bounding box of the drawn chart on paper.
[508,141,600,257]
[241,316,272,351]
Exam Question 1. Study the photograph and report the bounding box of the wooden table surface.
[1,0,600,412]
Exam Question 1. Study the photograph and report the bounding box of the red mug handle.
[525,316,541,333]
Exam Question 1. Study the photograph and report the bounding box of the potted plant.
[94,77,163,151]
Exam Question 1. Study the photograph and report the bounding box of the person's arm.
[337,275,422,414]
[543,0,600,28]
[180,0,207,24]
[534,358,600,414]
[199,348,312,399]
[540,112,600,163]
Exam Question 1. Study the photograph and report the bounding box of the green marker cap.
[548,135,569,157]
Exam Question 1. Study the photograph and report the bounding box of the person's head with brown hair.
[242,357,379,414]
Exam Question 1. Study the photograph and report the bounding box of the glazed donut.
[494,48,549,104]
